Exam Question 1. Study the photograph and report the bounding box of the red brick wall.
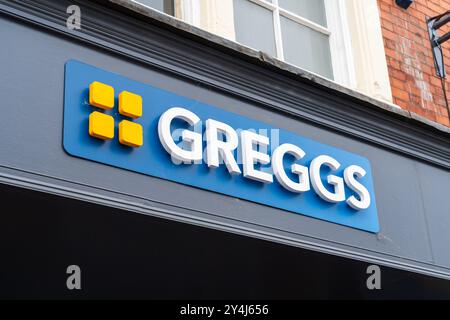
[377,0,450,127]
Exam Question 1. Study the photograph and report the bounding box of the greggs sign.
[64,60,379,232]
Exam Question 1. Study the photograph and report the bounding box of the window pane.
[233,0,276,57]
[280,17,333,79]
[137,0,164,11]
[279,0,327,27]
[135,0,174,15]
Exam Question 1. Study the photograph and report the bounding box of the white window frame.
[176,0,356,87]
[324,0,357,88]
[177,0,201,27]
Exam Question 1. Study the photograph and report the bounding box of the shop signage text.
[63,60,379,232]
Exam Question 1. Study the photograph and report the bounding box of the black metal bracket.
[427,11,450,78]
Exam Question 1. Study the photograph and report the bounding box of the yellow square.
[89,111,114,140]
[89,81,114,110]
[119,120,143,147]
[119,91,142,118]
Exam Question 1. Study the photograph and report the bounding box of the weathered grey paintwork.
[0,0,449,279]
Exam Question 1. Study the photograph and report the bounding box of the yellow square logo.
[87,81,143,147]
[89,81,114,110]
[119,91,142,118]
[89,111,114,140]
[119,120,143,147]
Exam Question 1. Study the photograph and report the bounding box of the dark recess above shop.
[395,0,413,10]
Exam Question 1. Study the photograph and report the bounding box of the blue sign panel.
[64,60,379,232]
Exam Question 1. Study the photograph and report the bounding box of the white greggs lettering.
[158,107,371,210]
